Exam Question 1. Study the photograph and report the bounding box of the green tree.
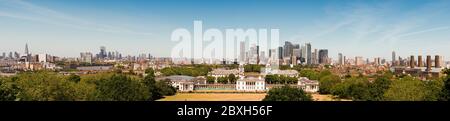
[143,68,159,100]
[14,71,79,101]
[318,75,341,94]
[440,76,450,101]
[299,69,319,80]
[67,74,81,83]
[0,77,19,101]
[263,85,313,101]
[383,76,428,101]
[93,74,150,101]
[366,77,391,101]
[228,74,237,84]
[206,76,215,84]
[156,79,176,96]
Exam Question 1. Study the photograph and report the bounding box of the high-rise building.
[38,54,47,63]
[300,45,306,63]
[80,52,93,64]
[99,46,107,59]
[278,46,283,59]
[283,41,293,58]
[256,45,260,64]
[293,49,301,59]
[343,56,347,65]
[426,55,432,71]
[25,43,29,55]
[318,49,328,64]
[8,52,13,59]
[410,55,415,68]
[355,56,363,66]
[338,53,343,65]
[392,51,396,66]
[240,41,245,63]
[306,43,312,65]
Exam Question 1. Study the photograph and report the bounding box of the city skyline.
[1,0,450,59]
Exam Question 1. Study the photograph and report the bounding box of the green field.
[158,93,342,101]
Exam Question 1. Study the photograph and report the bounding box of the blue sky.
[1,0,450,60]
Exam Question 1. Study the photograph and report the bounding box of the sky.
[1,0,450,60]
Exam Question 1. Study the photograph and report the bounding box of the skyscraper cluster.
[238,41,327,66]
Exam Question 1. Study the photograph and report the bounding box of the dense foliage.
[0,69,176,101]
[265,75,297,84]
[244,64,262,72]
[160,65,211,77]
[263,85,313,101]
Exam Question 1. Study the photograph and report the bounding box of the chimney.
[418,55,423,67]
[435,55,441,68]
[426,55,431,71]
[410,55,415,68]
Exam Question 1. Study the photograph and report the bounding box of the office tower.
[99,46,106,59]
[426,55,431,71]
[8,52,13,59]
[291,55,297,65]
[38,54,47,63]
[25,43,29,55]
[269,49,277,60]
[355,56,363,66]
[278,47,283,59]
[293,49,301,59]
[257,45,260,64]
[435,55,441,68]
[80,52,93,63]
[300,45,306,63]
[338,53,343,65]
[343,56,347,65]
[240,41,245,62]
[318,49,328,64]
[1,52,5,59]
[410,55,415,68]
[392,51,396,66]
[260,51,265,64]
[306,43,312,65]
[418,55,423,67]
[283,41,293,57]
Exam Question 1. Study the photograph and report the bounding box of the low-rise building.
[236,76,266,91]
[297,77,319,93]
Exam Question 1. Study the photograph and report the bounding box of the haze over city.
[1,0,450,59]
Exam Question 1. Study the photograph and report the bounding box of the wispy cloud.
[289,0,450,46]
[0,0,151,35]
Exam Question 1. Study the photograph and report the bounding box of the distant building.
[318,49,328,64]
[80,52,93,64]
[209,68,241,79]
[236,76,266,91]
[76,66,113,71]
[355,56,364,66]
[38,54,47,63]
[298,77,319,93]
[306,43,312,65]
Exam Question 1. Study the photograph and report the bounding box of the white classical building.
[263,64,299,77]
[236,76,266,91]
[157,75,206,92]
[297,77,319,93]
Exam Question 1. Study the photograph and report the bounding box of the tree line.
[0,69,175,101]
[303,68,450,101]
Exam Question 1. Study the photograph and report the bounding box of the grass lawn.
[158,93,345,101]
[158,93,267,101]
